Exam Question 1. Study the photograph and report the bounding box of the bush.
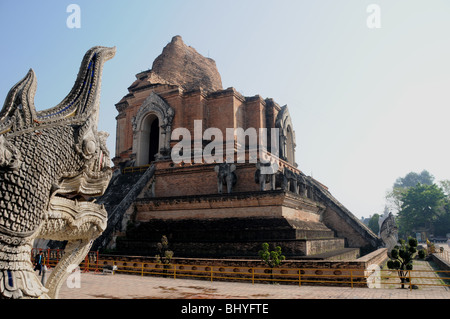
[387,237,425,288]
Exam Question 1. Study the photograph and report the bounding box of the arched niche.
[275,105,297,167]
[132,92,174,166]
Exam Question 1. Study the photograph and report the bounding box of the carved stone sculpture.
[214,162,236,194]
[0,46,115,298]
[282,167,299,194]
[255,162,276,191]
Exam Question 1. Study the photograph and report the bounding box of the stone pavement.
[57,271,450,300]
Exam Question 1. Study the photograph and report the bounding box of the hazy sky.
[1,1,450,219]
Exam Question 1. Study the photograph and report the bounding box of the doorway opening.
[148,117,159,163]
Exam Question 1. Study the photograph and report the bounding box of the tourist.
[34,251,44,275]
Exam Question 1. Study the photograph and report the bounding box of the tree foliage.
[258,243,285,268]
[387,237,426,289]
[155,235,174,266]
[397,183,445,237]
[368,213,380,234]
[393,170,434,189]
[386,170,434,213]
[259,243,285,283]
[385,170,450,238]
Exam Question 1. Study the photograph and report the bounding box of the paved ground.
[20,245,450,317]
[56,270,450,300]
[37,243,447,302]
[40,250,450,317]
[55,245,450,300]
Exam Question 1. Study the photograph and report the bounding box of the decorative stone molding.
[0,46,114,299]
[275,105,296,166]
[132,92,174,165]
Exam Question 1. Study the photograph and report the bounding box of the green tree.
[155,235,174,268]
[397,184,445,237]
[432,194,450,237]
[393,170,434,188]
[258,243,285,282]
[387,237,426,289]
[386,187,408,214]
[386,170,434,213]
[368,214,380,234]
[438,180,450,196]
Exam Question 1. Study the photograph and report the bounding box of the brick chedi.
[93,36,382,259]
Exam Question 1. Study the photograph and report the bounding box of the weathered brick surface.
[114,84,282,168]
[107,36,382,262]
[98,248,388,287]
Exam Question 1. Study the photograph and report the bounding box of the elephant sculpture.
[255,162,276,191]
[214,162,237,194]
[297,174,308,197]
[282,167,299,194]
[0,46,115,298]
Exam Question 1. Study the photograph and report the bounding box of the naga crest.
[0,46,115,298]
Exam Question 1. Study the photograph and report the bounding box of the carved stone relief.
[0,46,115,298]
[132,92,175,166]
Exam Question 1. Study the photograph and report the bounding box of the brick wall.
[98,248,388,287]
[431,253,450,271]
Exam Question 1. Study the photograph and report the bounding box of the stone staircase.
[92,165,156,251]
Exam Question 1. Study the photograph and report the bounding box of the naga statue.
[0,46,115,298]
[379,212,398,254]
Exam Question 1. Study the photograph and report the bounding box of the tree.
[393,170,434,188]
[155,235,174,267]
[386,187,408,214]
[386,170,434,214]
[368,214,380,234]
[258,243,285,282]
[397,183,445,237]
[439,180,450,197]
[387,237,426,289]
[432,192,450,237]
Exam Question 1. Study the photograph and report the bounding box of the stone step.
[125,217,337,242]
[296,248,360,260]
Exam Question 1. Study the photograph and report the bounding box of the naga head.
[0,46,115,299]
[0,46,115,243]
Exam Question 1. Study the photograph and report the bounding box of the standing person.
[34,251,44,275]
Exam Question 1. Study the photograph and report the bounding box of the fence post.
[350,270,353,288]
[174,265,176,280]
[95,251,100,273]
[409,271,412,291]
[252,268,255,285]
[141,263,144,277]
[211,266,214,282]
[82,255,89,273]
[298,269,302,287]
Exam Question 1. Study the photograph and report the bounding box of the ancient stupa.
[93,36,381,259]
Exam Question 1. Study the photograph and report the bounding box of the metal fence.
[31,250,450,290]
[103,261,450,290]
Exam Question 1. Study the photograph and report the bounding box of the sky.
[1,1,450,220]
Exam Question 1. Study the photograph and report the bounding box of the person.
[34,251,44,275]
